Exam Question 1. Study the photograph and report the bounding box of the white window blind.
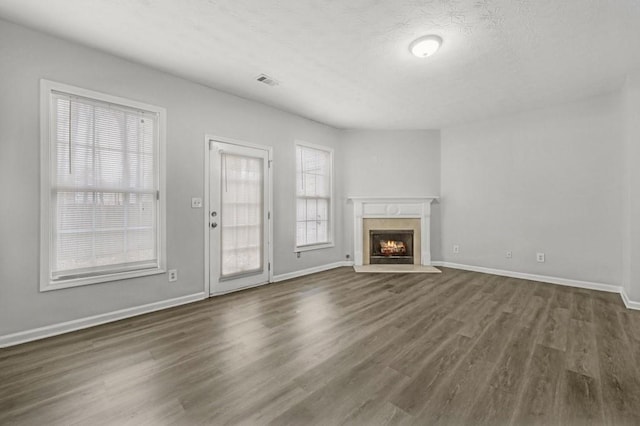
[296,143,332,248]
[46,90,160,283]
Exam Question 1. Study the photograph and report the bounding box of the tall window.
[40,80,166,291]
[295,142,333,250]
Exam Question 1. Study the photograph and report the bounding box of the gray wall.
[440,92,624,286]
[0,19,345,336]
[339,129,441,260]
[622,72,640,301]
[2,17,638,340]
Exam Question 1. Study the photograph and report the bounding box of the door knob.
[210,222,218,228]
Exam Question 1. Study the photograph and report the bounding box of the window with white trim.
[295,142,333,250]
[40,80,166,291]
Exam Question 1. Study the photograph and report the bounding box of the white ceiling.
[1,0,639,129]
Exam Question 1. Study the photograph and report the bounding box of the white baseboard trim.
[432,261,622,294]
[621,287,640,310]
[272,261,354,283]
[5,262,637,349]
[0,292,206,348]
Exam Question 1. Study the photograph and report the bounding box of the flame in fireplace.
[380,240,406,256]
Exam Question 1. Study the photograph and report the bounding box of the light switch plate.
[191,197,203,208]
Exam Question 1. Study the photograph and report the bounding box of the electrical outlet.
[536,253,545,263]
[453,244,460,254]
[191,197,203,208]
[506,251,512,259]
[168,269,178,282]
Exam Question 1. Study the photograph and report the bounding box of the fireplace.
[349,196,438,266]
[369,230,414,264]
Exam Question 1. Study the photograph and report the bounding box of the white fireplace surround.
[349,196,439,267]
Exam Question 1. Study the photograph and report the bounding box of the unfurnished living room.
[2,0,640,424]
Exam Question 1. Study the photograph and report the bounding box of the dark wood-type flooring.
[2,267,640,425]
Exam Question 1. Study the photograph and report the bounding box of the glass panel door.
[220,153,263,277]
[209,140,270,295]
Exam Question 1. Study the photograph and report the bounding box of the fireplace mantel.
[348,196,439,266]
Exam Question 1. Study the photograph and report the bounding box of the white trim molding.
[621,288,640,310]
[433,261,640,310]
[348,196,439,267]
[433,261,620,293]
[0,292,205,348]
[273,261,353,283]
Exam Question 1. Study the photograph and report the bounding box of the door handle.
[210,222,218,229]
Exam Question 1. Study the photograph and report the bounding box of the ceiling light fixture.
[409,35,443,58]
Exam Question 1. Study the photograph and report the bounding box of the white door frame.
[203,134,274,297]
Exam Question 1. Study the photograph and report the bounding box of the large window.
[295,142,333,250]
[40,80,166,291]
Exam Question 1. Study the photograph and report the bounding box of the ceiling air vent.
[256,74,279,87]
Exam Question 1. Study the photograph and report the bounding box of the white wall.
[622,72,640,301]
[0,19,345,337]
[441,93,624,286]
[340,129,441,260]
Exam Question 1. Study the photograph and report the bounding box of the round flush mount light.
[409,35,443,58]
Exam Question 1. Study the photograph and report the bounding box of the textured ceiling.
[0,0,639,129]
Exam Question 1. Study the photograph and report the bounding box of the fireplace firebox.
[369,230,414,264]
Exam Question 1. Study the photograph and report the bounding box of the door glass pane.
[220,153,263,277]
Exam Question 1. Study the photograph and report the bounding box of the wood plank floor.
[2,267,640,425]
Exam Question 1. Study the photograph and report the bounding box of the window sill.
[294,242,335,253]
[40,267,166,292]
